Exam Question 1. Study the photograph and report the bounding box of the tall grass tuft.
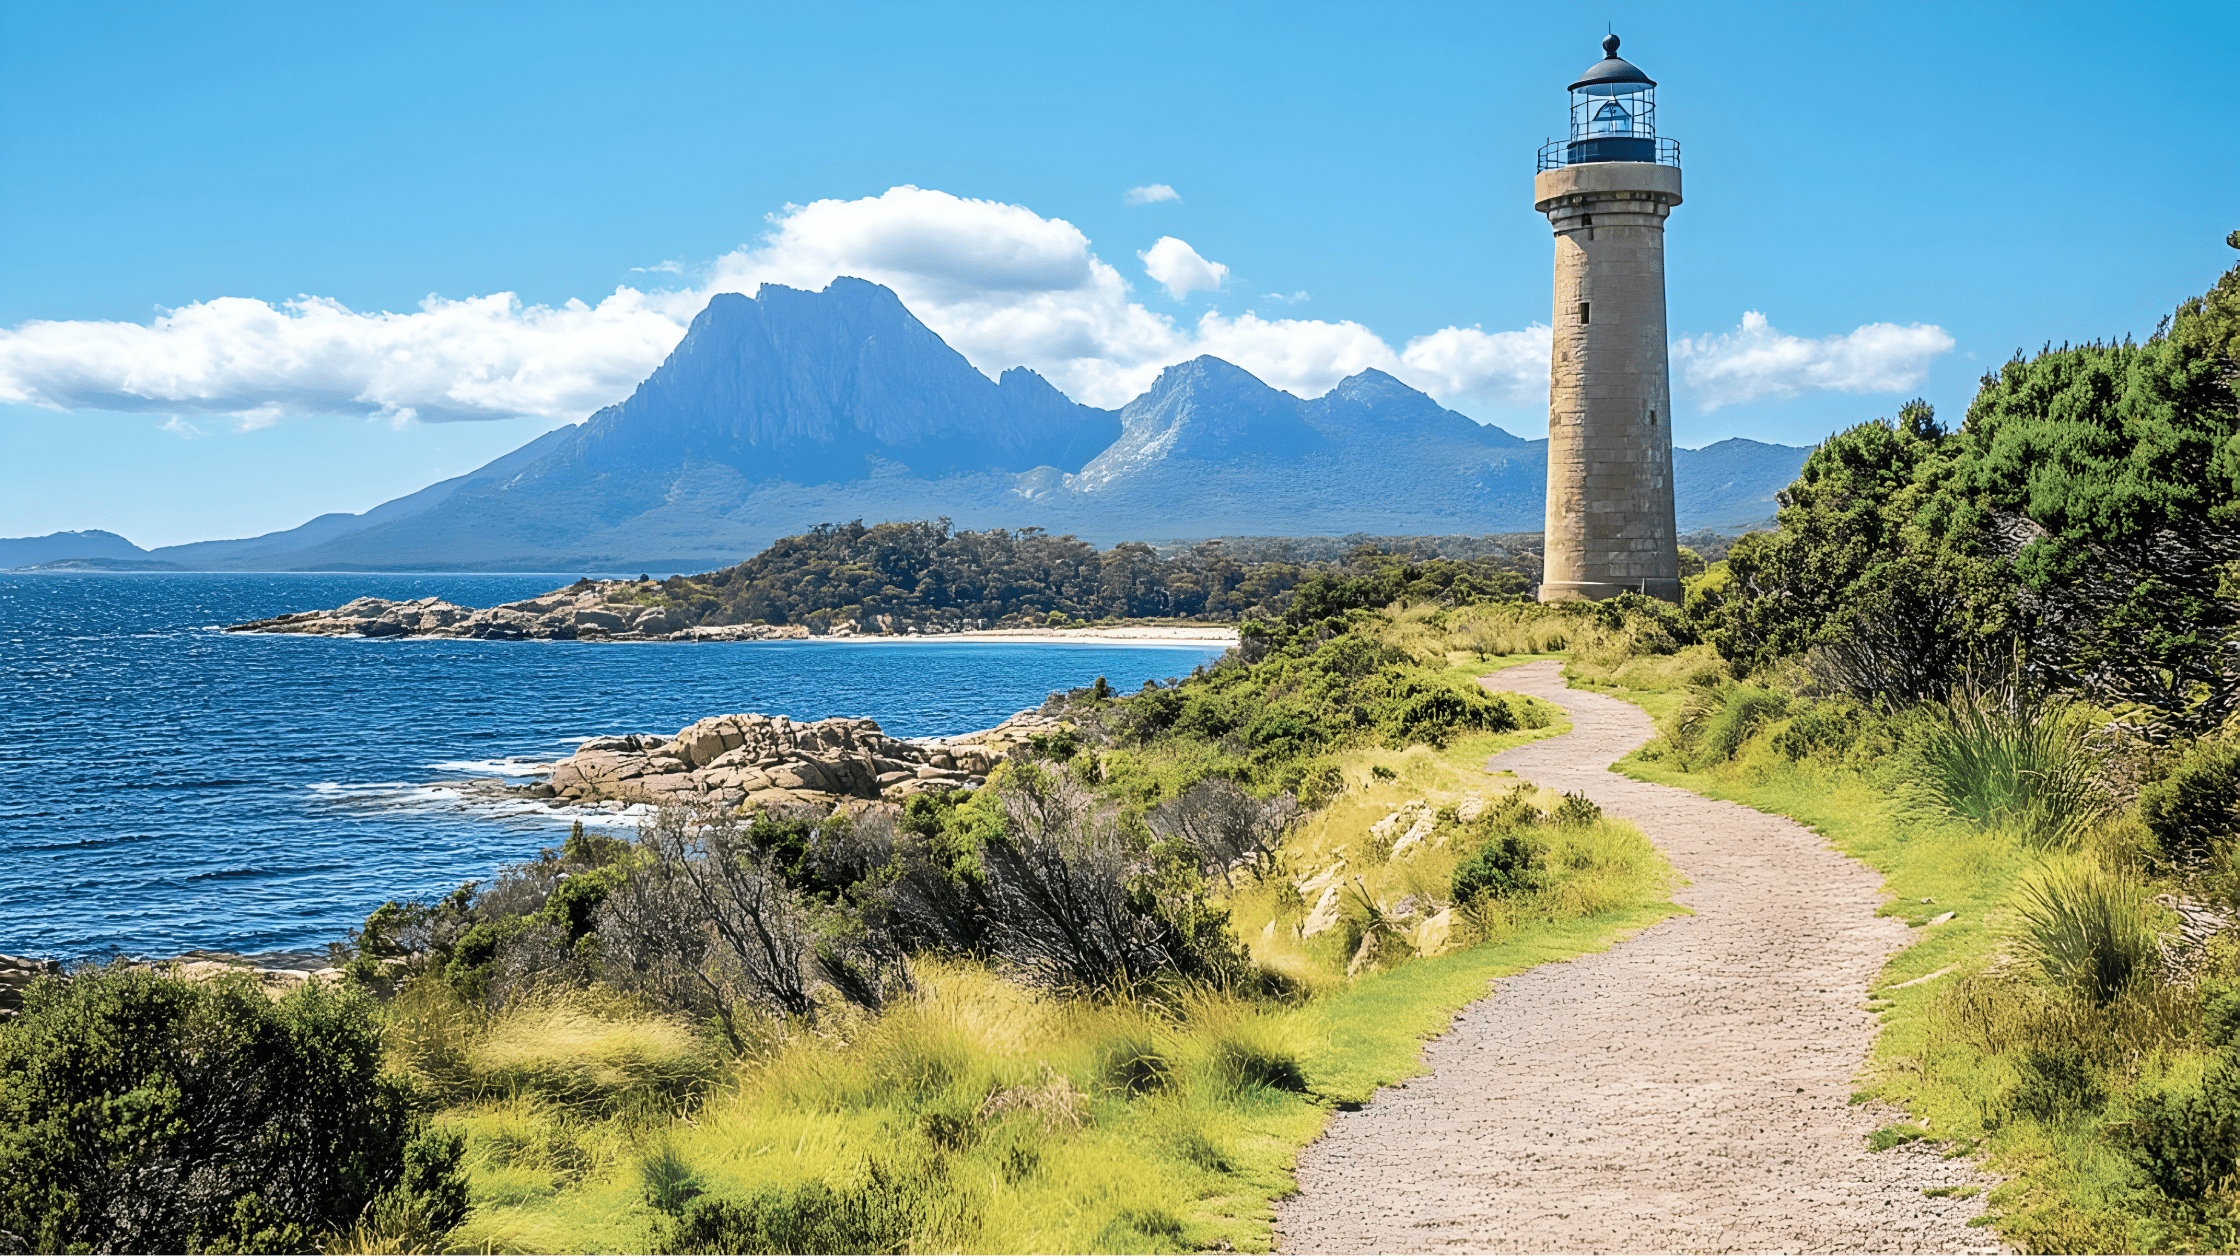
[1912,672,2106,849]
[2010,859,2160,1008]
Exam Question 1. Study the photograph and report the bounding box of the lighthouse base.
[1537,579,1683,604]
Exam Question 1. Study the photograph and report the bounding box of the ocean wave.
[304,777,656,833]
[427,756,552,778]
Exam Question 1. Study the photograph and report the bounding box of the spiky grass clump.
[1913,679,2106,850]
[2010,859,2161,1009]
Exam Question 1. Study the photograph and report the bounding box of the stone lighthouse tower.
[1534,33,1683,602]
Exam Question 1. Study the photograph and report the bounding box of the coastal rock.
[0,952,344,1020]
[541,708,1074,810]
[0,953,63,1020]
[223,579,816,643]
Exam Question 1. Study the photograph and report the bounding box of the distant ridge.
[13,279,1810,572]
[0,530,152,569]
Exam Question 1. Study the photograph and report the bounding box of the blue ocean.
[0,573,1225,961]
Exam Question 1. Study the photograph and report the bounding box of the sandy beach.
[858,625,1239,647]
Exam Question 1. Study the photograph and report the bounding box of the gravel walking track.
[1274,661,2003,1254]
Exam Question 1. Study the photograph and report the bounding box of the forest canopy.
[639,521,1540,630]
[1701,232,2240,734]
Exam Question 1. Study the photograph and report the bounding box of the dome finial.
[1602,31,1620,58]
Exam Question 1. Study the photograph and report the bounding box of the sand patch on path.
[1274,660,2002,1254]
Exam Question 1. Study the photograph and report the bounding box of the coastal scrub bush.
[2007,1044,2109,1121]
[1451,835,1543,904]
[980,764,1243,993]
[2120,1057,2240,1201]
[1144,777,1298,890]
[2138,740,2240,866]
[595,812,827,1043]
[0,965,466,1254]
[1550,790,1603,829]
[658,1162,929,1255]
[1669,681,1788,767]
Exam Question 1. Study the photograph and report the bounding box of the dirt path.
[1274,661,2002,1254]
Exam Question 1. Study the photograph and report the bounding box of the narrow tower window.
[1577,302,1591,325]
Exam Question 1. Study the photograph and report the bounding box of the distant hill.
[1670,438,1809,532]
[0,530,152,569]
[81,278,1811,572]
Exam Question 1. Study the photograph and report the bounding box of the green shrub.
[1452,835,1542,904]
[1027,728,1082,761]
[1700,685,1788,762]
[2206,982,2240,1049]
[1098,1033,1176,1097]
[1770,697,1870,763]
[2011,860,2159,1007]
[2007,1044,2109,1120]
[2120,1058,2240,1201]
[662,1166,922,1254]
[1291,761,1345,810]
[1550,791,1603,829]
[0,966,465,1254]
[2139,741,2240,866]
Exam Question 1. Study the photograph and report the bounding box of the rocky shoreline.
[465,706,1069,814]
[224,581,809,643]
[0,950,344,1021]
[223,579,1240,645]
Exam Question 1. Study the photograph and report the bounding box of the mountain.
[1055,357,1544,537]
[0,529,152,569]
[1670,438,1811,532]
[132,279,1808,571]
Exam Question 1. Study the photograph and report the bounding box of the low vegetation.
[5,556,1687,1254]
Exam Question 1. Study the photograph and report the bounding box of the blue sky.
[3,0,2234,546]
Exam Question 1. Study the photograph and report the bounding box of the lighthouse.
[1534,33,1683,603]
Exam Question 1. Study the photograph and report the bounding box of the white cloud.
[1672,311,1955,409]
[631,260,684,274]
[0,184,1946,432]
[0,288,693,425]
[1123,184,1180,205]
[1262,290,1311,304]
[1137,236,1230,301]
[1398,325,1554,406]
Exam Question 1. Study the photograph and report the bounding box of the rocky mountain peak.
[569,278,1119,483]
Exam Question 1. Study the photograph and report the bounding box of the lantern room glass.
[1566,82,1656,163]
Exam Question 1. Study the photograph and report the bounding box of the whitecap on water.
[305,777,655,833]
[427,756,552,779]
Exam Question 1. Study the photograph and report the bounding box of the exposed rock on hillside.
[540,709,1069,810]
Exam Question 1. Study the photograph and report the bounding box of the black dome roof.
[1568,33,1655,92]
